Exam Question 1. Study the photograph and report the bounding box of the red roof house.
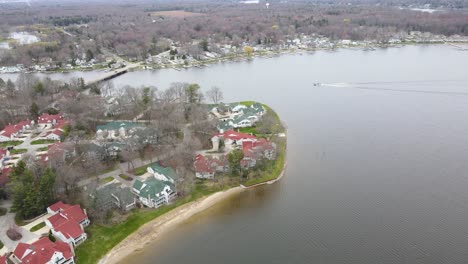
[0,120,31,142]
[10,237,74,264]
[194,154,216,179]
[38,113,62,129]
[45,129,62,141]
[45,202,90,247]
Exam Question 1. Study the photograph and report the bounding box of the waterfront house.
[9,237,75,264]
[45,202,90,247]
[194,154,229,179]
[132,164,177,208]
[194,154,215,179]
[212,130,257,151]
[93,183,136,212]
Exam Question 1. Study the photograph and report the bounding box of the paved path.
[0,201,39,255]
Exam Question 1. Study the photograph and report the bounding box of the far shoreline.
[1,42,466,77]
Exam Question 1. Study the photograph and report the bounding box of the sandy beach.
[98,186,244,264]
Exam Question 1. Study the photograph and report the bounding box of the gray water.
[4,45,468,263]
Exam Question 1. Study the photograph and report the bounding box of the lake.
[3,44,468,263]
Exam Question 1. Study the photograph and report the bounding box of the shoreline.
[98,186,244,264]
[1,42,467,76]
[99,130,288,264]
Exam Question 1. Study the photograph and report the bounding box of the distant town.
[1,31,468,74]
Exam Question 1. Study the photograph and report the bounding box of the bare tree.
[206,86,224,104]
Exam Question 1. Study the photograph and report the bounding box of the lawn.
[99,176,115,184]
[37,146,49,151]
[133,163,155,176]
[119,174,133,181]
[75,183,227,264]
[10,148,27,155]
[0,141,22,147]
[0,240,3,250]
[0,207,7,216]
[30,222,46,232]
[30,139,57,145]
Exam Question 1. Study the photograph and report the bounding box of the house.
[194,154,229,179]
[45,202,90,247]
[212,130,257,151]
[45,129,63,141]
[194,154,215,179]
[9,237,75,264]
[240,139,277,168]
[132,164,177,208]
[38,113,63,129]
[93,183,136,212]
[96,121,143,140]
[0,120,32,142]
[214,103,266,132]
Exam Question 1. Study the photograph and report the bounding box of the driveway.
[0,201,39,255]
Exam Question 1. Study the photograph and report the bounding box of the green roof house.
[147,164,177,183]
[132,177,176,208]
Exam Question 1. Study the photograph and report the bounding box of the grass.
[133,163,155,176]
[0,207,7,216]
[30,139,57,145]
[238,126,258,135]
[99,176,114,184]
[37,146,49,151]
[0,141,23,147]
[0,240,3,250]
[10,148,27,155]
[75,183,227,264]
[119,174,133,181]
[29,222,46,232]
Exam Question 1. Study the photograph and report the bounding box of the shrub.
[7,227,22,241]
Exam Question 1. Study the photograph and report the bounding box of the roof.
[0,120,31,137]
[215,130,257,141]
[133,177,173,200]
[47,129,62,137]
[54,220,84,239]
[96,121,141,131]
[55,119,70,129]
[47,203,87,229]
[38,113,62,124]
[148,164,177,182]
[194,154,215,174]
[13,237,73,264]
[61,204,88,223]
[48,201,70,213]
